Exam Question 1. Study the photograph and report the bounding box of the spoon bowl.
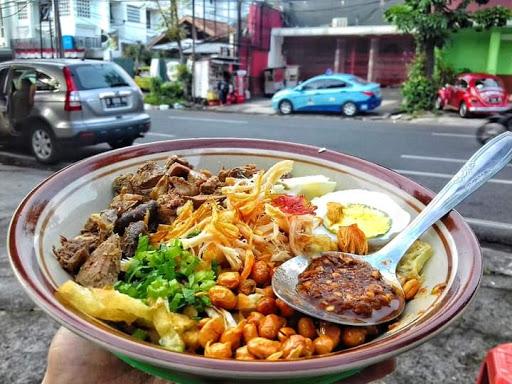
[273,132,512,326]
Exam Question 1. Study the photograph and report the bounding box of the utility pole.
[52,0,64,58]
[236,0,242,57]
[191,0,196,101]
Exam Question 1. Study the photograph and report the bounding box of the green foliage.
[144,77,185,105]
[473,6,512,31]
[402,54,438,114]
[123,43,152,66]
[434,51,457,86]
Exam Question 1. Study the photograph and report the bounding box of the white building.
[0,0,166,59]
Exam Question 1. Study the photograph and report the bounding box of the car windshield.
[70,64,130,90]
[475,78,501,90]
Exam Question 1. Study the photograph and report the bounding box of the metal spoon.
[272,132,512,326]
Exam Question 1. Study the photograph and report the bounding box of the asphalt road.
[2,109,509,244]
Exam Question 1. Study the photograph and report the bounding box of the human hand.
[42,327,168,384]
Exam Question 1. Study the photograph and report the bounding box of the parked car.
[0,59,151,163]
[436,73,511,118]
[271,74,382,117]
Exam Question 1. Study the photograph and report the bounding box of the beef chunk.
[131,161,165,194]
[115,200,158,234]
[53,236,90,274]
[110,193,144,215]
[112,174,134,195]
[165,155,193,171]
[167,163,191,178]
[218,164,259,181]
[121,221,147,258]
[157,193,186,224]
[82,209,118,243]
[199,175,222,195]
[170,176,200,196]
[75,234,121,288]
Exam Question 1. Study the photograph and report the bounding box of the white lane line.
[432,132,475,138]
[146,132,176,138]
[401,154,512,168]
[465,217,512,230]
[395,169,512,185]
[169,116,248,124]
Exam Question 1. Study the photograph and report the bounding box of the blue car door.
[293,79,325,111]
[315,79,349,112]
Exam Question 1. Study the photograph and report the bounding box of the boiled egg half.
[312,189,411,246]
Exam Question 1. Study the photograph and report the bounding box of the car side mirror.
[296,85,304,92]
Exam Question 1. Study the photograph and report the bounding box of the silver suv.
[0,59,151,163]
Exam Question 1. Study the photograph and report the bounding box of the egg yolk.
[325,204,391,238]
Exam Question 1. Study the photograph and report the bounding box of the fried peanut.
[266,351,284,360]
[297,317,316,339]
[217,271,240,289]
[341,327,367,348]
[313,335,335,355]
[318,322,341,347]
[246,311,265,326]
[403,278,420,300]
[247,337,281,359]
[256,297,277,315]
[242,322,259,343]
[220,325,244,350]
[198,317,225,348]
[208,285,237,310]
[259,286,275,298]
[235,345,256,360]
[275,298,295,318]
[204,341,232,359]
[251,260,271,286]
[277,327,296,342]
[258,314,284,340]
[239,279,257,295]
[281,335,314,359]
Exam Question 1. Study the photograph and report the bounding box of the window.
[17,1,28,20]
[70,64,130,90]
[475,78,501,90]
[0,68,9,100]
[127,5,140,23]
[35,72,59,91]
[302,80,324,91]
[146,10,151,29]
[456,78,468,89]
[59,0,70,16]
[76,0,90,18]
[323,79,347,89]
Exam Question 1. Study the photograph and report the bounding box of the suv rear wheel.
[108,137,135,149]
[31,125,60,164]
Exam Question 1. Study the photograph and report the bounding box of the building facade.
[0,0,165,59]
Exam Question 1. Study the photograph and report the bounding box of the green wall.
[443,27,512,75]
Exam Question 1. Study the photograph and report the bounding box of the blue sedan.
[271,74,382,116]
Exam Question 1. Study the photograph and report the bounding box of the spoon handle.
[378,131,512,267]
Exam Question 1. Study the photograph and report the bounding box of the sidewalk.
[206,88,487,128]
[207,88,402,116]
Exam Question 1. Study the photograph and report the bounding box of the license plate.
[105,96,127,108]
[489,97,500,103]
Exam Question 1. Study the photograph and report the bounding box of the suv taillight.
[63,67,81,111]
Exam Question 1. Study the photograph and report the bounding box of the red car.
[436,73,511,118]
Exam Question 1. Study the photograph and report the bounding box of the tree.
[157,0,191,65]
[385,0,511,112]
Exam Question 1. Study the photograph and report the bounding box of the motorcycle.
[476,107,512,144]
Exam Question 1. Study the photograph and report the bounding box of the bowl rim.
[7,138,482,377]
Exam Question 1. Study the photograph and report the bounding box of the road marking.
[401,154,512,168]
[169,116,248,124]
[465,217,512,230]
[432,132,475,138]
[146,132,176,138]
[394,169,512,185]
